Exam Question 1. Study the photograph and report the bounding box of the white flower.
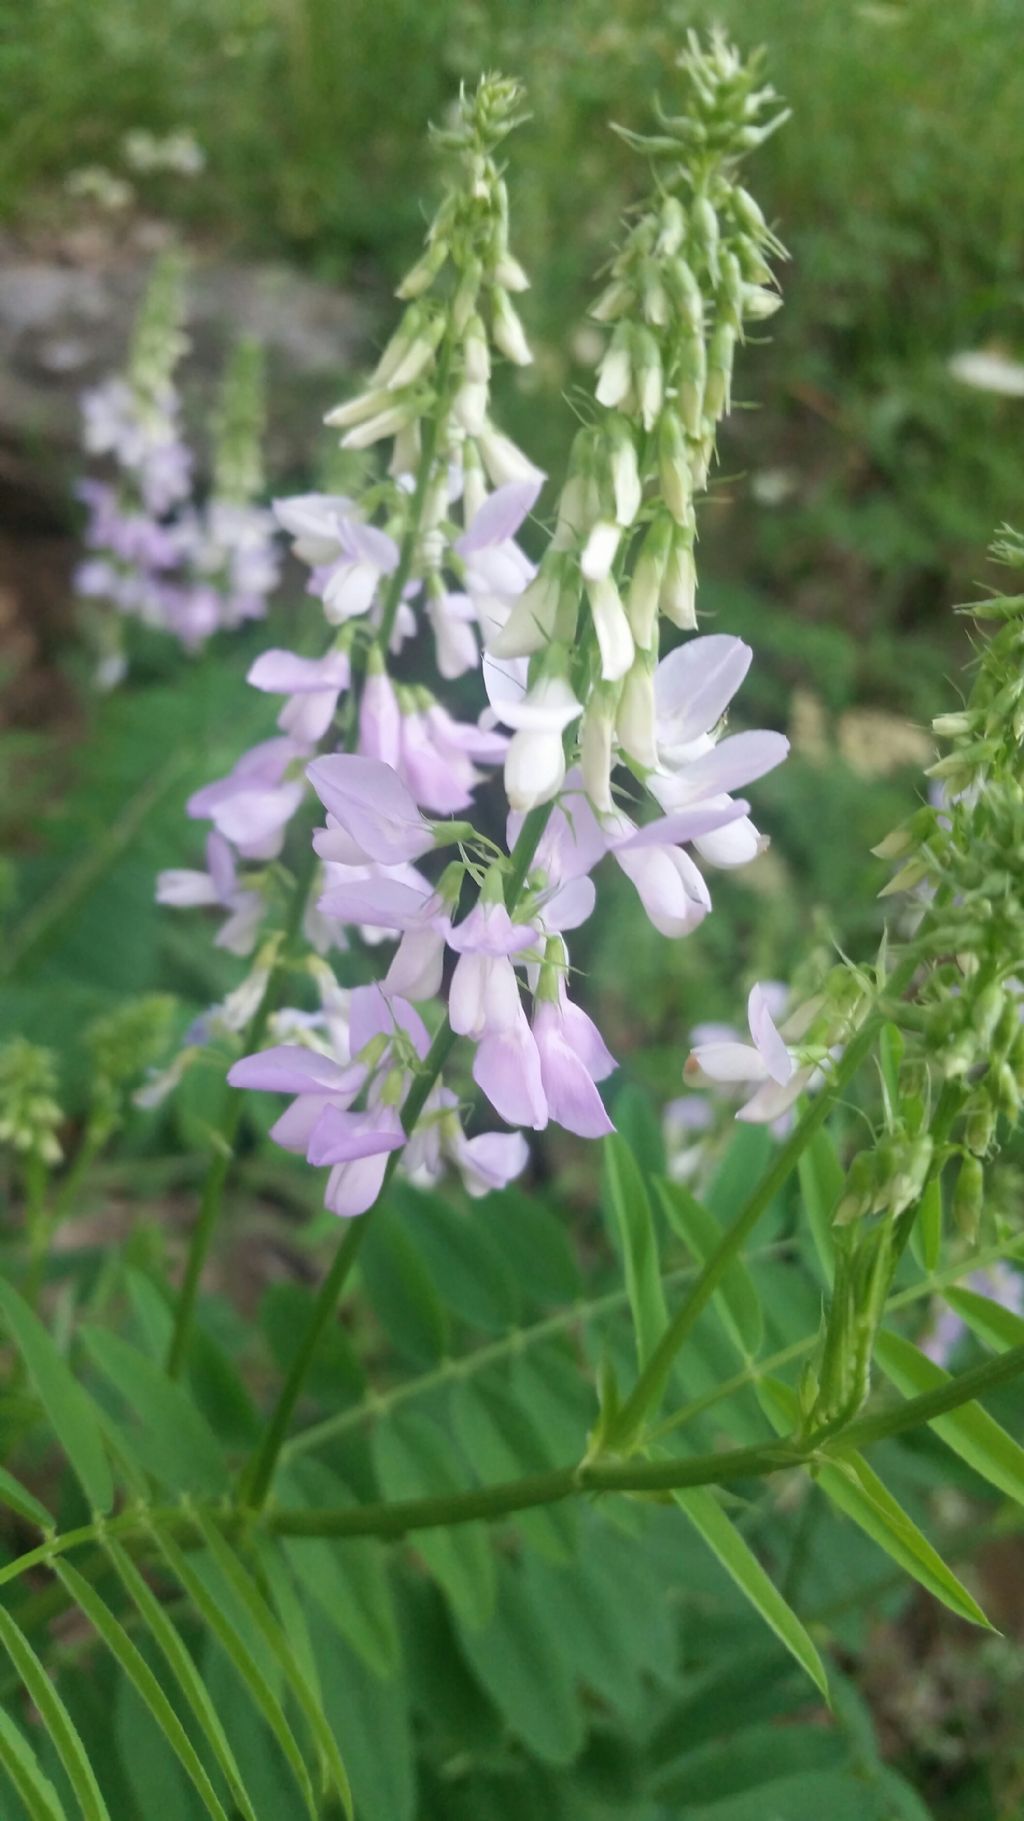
[586,575,634,682]
[686,983,813,1124]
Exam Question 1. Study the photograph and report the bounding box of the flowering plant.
[4,34,1024,1821]
[75,257,280,679]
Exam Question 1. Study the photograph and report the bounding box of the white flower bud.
[691,195,720,282]
[733,185,768,240]
[454,379,489,436]
[627,516,671,650]
[607,420,642,525]
[502,674,583,813]
[451,257,482,334]
[389,417,421,479]
[381,313,445,390]
[496,253,530,292]
[491,288,532,366]
[590,279,633,324]
[742,284,783,321]
[632,328,664,431]
[371,309,423,385]
[551,472,589,553]
[580,519,622,583]
[464,314,491,385]
[587,574,635,681]
[490,566,561,658]
[340,399,417,449]
[667,259,704,333]
[396,238,447,300]
[641,263,669,328]
[661,533,697,630]
[478,425,545,489]
[704,322,736,421]
[616,655,658,769]
[596,324,632,408]
[580,690,617,812]
[461,442,488,523]
[656,197,687,258]
[324,386,395,429]
[658,414,693,526]
[676,329,707,437]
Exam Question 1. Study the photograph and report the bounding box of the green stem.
[165,1100,248,1380]
[6,1336,1024,1667]
[241,797,556,1509]
[645,1227,1024,1445]
[832,1339,1024,1450]
[606,954,923,1451]
[281,1249,787,1462]
[22,1157,52,1314]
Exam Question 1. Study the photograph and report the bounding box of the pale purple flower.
[447,900,536,1040]
[187,499,281,631]
[473,1004,549,1130]
[348,979,431,1064]
[648,636,786,867]
[427,586,479,679]
[606,801,750,939]
[248,648,352,744]
[81,377,192,514]
[229,1037,399,1219]
[450,1128,530,1197]
[188,737,307,860]
[359,669,403,768]
[455,479,539,647]
[229,985,429,1217]
[310,1106,406,1217]
[315,519,400,625]
[156,831,265,955]
[273,493,357,565]
[316,869,452,1001]
[506,773,606,933]
[308,755,435,866]
[397,703,506,815]
[532,983,616,1138]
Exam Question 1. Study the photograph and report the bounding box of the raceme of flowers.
[157,46,791,1219]
[75,260,280,677]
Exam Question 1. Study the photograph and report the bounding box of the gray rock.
[0,226,372,502]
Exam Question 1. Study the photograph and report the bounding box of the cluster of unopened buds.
[75,258,280,676]
[156,41,798,1215]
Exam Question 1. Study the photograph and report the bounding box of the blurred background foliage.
[2,4,1024,1812]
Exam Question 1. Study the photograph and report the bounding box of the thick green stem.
[6,1333,1024,1683]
